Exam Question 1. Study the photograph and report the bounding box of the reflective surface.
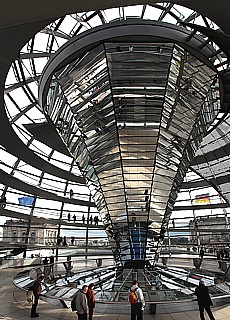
[42,32,219,265]
[0,3,228,266]
[13,257,230,304]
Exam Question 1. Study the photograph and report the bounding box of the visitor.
[200,248,205,260]
[94,216,99,225]
[116,45,123,52]
[63,236,67,246]
[67,255,72,270]
[216,250,221,268]
[70,189,74,198]
[86,283,95,320]
[74,285,88,320]
[43,256,49,277]
[195,218,198,229]
[0,196,6,208]
[224,245,229,259]
[219,249,224,260]
[129,45,134,52]
[71,236,75,245]
[57,235,62,245]
[30,275,44,318]
[49,255,54,273]
[129,280,145,320]
[194,280,215,320]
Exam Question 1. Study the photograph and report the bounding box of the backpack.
[71,294,77,311]
[129,288,138,304]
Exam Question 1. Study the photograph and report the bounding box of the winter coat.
[75,290,88,314]
[86,288,95,308]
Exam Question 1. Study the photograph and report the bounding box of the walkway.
[1,256,230,319]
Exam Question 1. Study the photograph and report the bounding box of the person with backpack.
[129,280,145,320]
[72,285,88,320]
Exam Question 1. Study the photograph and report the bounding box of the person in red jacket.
[86,283,95,320]
[31,275,44,318]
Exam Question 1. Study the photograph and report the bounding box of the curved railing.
[12,254,230,314]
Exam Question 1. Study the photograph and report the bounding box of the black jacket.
[194,284,213,307]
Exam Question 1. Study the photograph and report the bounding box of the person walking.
[74,285,89,320]
[30,275,44,318]
[129,280,145,320]
[86,283,95,320]
[194,280,215,320]
[200,248,205,260]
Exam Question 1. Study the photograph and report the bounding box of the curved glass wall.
[1,3,228,268]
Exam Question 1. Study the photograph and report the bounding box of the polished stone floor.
[1,256,230,319]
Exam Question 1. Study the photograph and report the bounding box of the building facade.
[3,220,57,245]
[189,216,229,245]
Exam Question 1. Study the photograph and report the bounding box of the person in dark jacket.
[86,283,95,320]
[31,275,44,318]
[194,280,215,320]
[200,248,205,260]
[43,257,49,277]
[216,250,221,268]
[49,255,54,273]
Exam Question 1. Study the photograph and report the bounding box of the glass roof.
[1,3,229,267]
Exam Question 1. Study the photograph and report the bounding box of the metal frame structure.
[0,2,229,267]
[37,19,224,266]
